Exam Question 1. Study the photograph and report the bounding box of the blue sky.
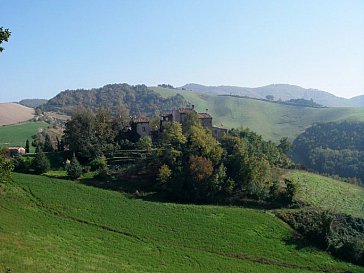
[1,0,363,102]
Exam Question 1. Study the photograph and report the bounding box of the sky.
[0,0,364,102]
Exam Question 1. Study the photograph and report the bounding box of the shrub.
[66,155,82,179]
[90,156,109,178]
[31,151,50,174]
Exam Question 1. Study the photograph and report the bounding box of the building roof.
[197,113,212,119]
[131,117,149,123]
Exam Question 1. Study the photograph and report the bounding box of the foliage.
[90,156,108,178]
[284,98,323,107]
[66,155,82,179]
[137,136,153,152]
[278,208,364,266]
[25,139,30,153]
[156,164,171,186]
[0,27,11,52]
[161,121,186,147]
[293,121,364,184]
[0,156,14,183]
[41,84,188,117]
[31,151,50,174]
[63,108,100,160]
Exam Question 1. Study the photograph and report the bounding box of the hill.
[0,103,34,126]
[151,86,364,142]
[19,99,48,108]
[181,83,359,107]
[0,172,362,273]
[288,170,364,219]
[42,83,188,116]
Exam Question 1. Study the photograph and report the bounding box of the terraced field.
[0,173,362,273]
[151,87,364,142]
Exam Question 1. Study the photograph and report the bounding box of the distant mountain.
[41,83,188,116]
[19,99,48,108]
[180,83,361,107]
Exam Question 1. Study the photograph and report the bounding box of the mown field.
[0,173,363,273]
[151,87,364,142]
[288,170,364,219]
[0,121,48,152]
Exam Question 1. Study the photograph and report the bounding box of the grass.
[0,173,363,273]
[151,87,364,142]
[288,170,364,219]
[0,121,49,152]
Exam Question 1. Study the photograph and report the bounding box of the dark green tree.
[43,133,54,152]
[31,151,50,174]
[66,155,82,179]
[0,27,11,52]
[25,139,30,154]
[0,149,14,183]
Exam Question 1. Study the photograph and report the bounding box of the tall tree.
[64,108,99,160]
[25,139,30,154]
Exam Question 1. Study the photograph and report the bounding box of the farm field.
[0,173,362,273]
[0,121,48,152]
[151,87,364,142]
[0,103,34,126]
[288,170,364,219]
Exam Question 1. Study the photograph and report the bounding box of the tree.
[137,136,153,152]
[25,139,30,154]
[161,122,186,147]
[66,155,82,179]
[31,151,50,174]
[0,27,11,52]
[43,133,54,152]
[266,95,274,101]
[157,164,172,186]
[94,108,115,153]
[278,137,292,154]
[0,149,14,183]
[64,108,99,160]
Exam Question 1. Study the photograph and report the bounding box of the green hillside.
[0,122,48,151]
[151,87,364,142]
[288,170,364,219]
[0,173,362,273]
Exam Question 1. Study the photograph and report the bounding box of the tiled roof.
[197,113,212,119]
[131,117,149,123]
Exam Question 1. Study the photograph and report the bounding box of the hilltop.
[181,83,364,107]
[0,103,34,126]
[41,83,188,116]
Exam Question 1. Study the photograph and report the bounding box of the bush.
[66,155,82,179]
[278,208,364,266]
[31,151,50,174]
[90,156,109,178]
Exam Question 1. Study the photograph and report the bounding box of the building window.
[142,127,146,132]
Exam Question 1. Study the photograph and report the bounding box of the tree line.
[293,121,364,185]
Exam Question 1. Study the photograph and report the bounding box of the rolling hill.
[181,83,364,107]
[151,87,364,142]
[0,172,362,273]
[0,103,34,126]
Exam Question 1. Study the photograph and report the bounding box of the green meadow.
[288,170,364,219]
[0,122,48,151]
[151,87,364,142]
[0,173,362,273]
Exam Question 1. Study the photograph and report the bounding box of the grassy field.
[0,121,49,152]
[288,170,364,219]
[0,173,363,273]
[151,87,364,142]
